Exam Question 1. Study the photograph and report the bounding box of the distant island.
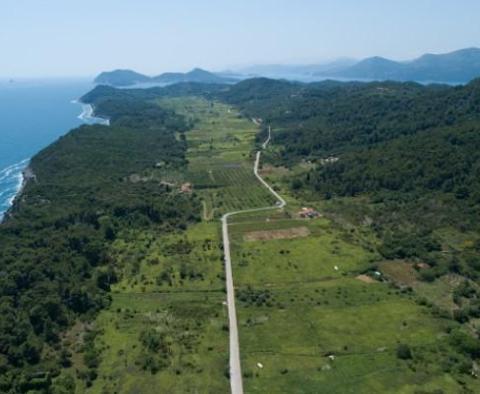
[324,47,480,83]
[95,67,238,87]
[95,48,480,88]
[236,47,480,84]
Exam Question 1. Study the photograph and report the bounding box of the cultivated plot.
[230,213,475,393]
[84,221,230,394]
[160,97,277,217]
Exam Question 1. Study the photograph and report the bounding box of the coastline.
[73,99,110,126]
[1,98,110,224]
[0,158,30,223]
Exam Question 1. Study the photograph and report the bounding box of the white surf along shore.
[0,100,111,222]
[73,100,110,126]
[0,158,30,221]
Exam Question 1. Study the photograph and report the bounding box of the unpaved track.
[221,126,286,394]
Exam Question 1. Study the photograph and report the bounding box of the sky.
[1,0,480,77]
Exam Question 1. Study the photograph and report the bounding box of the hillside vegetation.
[0,88,200,392]
[217,77,480,392]
[94,68,235,87]
[2,76,480,392]
[222,78,480,264]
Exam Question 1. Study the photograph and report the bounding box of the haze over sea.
[0,78,98,220]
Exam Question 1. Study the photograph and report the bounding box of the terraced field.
[159,97,277,217]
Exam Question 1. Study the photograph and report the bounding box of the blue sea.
[0,78,99,220]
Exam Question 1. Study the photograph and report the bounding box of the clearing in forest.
[228,187,480,392]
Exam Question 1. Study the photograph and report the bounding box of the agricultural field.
[57,95,480,393]
[66,221,230,394]
[63,97,278,393]
[159,97,277,217]
[229,210,480,393]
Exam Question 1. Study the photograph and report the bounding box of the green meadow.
[229,207,480,392]
[73,221,229,394]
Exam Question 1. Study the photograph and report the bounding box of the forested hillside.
[222,77,480,283]
[94,67,235,87]
[0,88,200,392]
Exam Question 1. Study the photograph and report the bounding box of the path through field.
[221,126,286,394]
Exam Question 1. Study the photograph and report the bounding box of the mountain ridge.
[323,47,480,83]
[94,67,237,86]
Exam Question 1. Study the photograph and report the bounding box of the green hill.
[94,69,151,86]
[94,68,235,87]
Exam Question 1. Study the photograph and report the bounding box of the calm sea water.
[0,78,97,220]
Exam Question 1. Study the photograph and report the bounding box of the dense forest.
[0,88,201,392]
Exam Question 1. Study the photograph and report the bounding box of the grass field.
[229,209,480,393]
[66,221,229,394]
[87,291,228,394]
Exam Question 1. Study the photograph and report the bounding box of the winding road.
[221,125,286,394]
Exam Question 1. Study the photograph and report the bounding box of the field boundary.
[221,125,286,394]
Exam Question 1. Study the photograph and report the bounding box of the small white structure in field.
[257,362,264,369]
[334,266,339,271]
[328,355,335,361]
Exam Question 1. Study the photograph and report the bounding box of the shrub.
[396,344,412,360]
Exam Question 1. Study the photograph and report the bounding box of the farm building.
[298,207,321,219]
[181,182,193,193]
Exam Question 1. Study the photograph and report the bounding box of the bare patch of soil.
[244,226,310,242]
[259,164,290,177]
[356,274,376,284]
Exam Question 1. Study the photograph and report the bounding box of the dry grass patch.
[378,260,418,286]
[258,164,290,177]
[356,274,377,284]
[243,226,310,242]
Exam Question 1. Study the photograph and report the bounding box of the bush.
[453,309,469,323]
[449,329,480,358]
[396,344,412,360]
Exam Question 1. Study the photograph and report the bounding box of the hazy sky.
[1,0,480,77]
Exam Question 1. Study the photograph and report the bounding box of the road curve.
[221,125,286,394]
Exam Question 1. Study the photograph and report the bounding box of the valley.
[84,94,480,393]
[2,79,480,393]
